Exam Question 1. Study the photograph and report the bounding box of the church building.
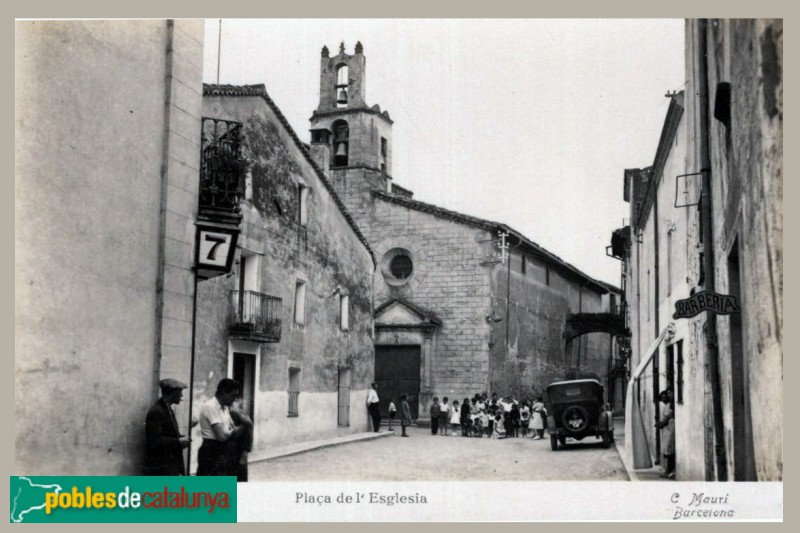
[308,42,619,421]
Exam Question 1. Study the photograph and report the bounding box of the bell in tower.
[336,87,348,105]
[332,120,349,167]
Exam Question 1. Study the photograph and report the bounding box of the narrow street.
[250,429,628,481]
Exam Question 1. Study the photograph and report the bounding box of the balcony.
[228,290,282,343]
[199,117,246,226]
[606,226,631,260]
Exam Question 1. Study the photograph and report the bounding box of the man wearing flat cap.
[143,378,191,475]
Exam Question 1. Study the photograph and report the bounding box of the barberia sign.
[672,290,741,319]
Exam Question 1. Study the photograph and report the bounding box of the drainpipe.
[698,18,728,481]
[653,171,661,459]
[636,232,642,372]
[186,271,199,475]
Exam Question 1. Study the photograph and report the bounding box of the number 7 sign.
[195,223,239,280]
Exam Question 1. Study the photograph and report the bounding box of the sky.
[203,19,686,286]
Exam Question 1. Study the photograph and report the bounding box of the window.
[239,253,259,293]
[237,253,260,324]
[340,294,350,331]
[298,184,309,227]
[652,352,659,412]
[521,255,527,275]
[381,247,416,286]
[698,252,705,286]
[389,254,413,279]
[288,368,300,416]
[380,137,387,157]
[666,343,675,404]
[337,368,351,426]
[311,129,330,144]
[294,280,306,325]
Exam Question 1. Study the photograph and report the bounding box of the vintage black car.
[545,379,614,450]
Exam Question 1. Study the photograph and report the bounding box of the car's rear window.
[548,382,602,402]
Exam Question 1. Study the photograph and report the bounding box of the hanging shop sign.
[195,222,239,280]
[672,290,740,319]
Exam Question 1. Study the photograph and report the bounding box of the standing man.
[400,393,412,437]
[656,389,676,479]
[197,378,245,476]
[144,379,191,476]
[366,382,381,432]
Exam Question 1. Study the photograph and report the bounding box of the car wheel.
[561,405,590,434]
[559,436,567,447]
[550,435,558,451]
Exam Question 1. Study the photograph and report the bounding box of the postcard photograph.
[14,17,783,521]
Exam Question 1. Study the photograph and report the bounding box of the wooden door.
[375,345,421,419]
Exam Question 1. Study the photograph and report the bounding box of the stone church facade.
[309,43,618,420]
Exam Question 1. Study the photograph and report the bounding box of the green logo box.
[10,476,237,523]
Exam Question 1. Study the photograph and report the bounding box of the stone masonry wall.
[366,199,494,399]
[195,94,375,453]
[704,19,783,480]
[341,189,613,407]
[492,250,612,399]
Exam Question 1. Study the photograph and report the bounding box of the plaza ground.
[249,427,629,481]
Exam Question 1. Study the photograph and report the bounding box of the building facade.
[15,20,205,474]
[16,23,378,474]
[308,43,619,421]
[621,19,782,481]
[192,84,376,460]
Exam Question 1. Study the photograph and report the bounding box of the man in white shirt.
[366,382,381,432]
[197,378,245,476]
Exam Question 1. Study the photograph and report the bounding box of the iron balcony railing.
[228,290,282,343]
[200,118,246,214]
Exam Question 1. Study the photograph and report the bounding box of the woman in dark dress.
[460,397,472,437]
[509,402,521,438]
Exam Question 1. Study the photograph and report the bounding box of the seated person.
[472,413,483,437]
[493,413,507,439]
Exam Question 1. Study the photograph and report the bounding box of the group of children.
[421,393,549,439]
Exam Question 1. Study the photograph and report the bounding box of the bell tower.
[316,41,367,112]
[309,41,393,191]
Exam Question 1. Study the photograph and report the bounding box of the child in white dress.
[450,400,461,436]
